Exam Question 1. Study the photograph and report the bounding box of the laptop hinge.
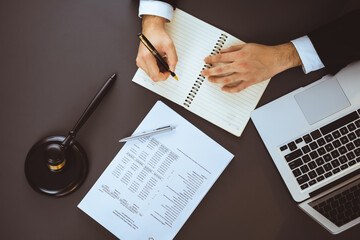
[309,168,360,198]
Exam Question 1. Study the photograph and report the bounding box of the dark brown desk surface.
[1,0,360,239]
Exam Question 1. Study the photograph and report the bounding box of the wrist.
[142,15,166,32]
[274,42,302,74]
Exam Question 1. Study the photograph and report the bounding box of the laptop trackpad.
[294,76,350,125]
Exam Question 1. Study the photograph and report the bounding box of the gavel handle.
[61,73,117,150]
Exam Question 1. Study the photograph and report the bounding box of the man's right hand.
[136,15,178,82]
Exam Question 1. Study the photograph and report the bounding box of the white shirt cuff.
[291,36,325,74]
[139,0,174,21]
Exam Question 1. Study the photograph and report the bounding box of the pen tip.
[174,75,179,81]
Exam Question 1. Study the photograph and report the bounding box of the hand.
[136,15,178,82]
[201,43,302,93]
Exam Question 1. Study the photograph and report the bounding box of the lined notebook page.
[189,34,270,136]
[132,9,270,136]
[132,9,223,105]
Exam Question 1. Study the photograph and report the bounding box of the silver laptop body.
[251,61,360,234]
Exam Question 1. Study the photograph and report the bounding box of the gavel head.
[46,143,66,172]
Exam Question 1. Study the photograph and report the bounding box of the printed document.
[78,101,233,240]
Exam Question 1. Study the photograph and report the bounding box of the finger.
[204,51,238,64]
[164,43,178,72]
[222,80,251,93]
[220,44,245,53]
[207,72,242,85]
[136,44,148,68]
[136,55,148,74]
[201,63,235,77]
[143,53,168,82]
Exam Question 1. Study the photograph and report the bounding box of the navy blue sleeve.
[308,10,360,75]
[161,0,177,9]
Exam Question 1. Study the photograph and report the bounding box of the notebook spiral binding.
[183,33,228,108]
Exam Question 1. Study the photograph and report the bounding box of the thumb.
[222,80,249,93]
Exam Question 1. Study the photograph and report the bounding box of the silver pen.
[119,125,176,142]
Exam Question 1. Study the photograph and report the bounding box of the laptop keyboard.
[280,110,360,190]
[311,178,360,227]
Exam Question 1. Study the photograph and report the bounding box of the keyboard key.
[317,147,326,155]
[346,192,354,200]
[355,148,360,156]
[301,165,310,173]
[317,147,327,156]
[308,170,317,179]
[333,168,340,174]
[346,152,355,160]
[340,164,348,170]
[316,166,325,175]
[346,142,355,151]
[310,142,318,150]
[303,134,312,143]
[317,176,325,182]
[317,138,326,146]
[331,150,340,158]
[324,163,333,171]
[339,196,346,204]
[325,134,334,142]
[297,174,309,185]
[308,161,317,169]
[295,138,303,144]
[348,132,356,141]
[288,141,297,151]
[355,139,360,147]
[325,143,334,152]
[355,120,360,128]
[339,146,348,155]
[340,127,349,135]
[332,130,341,139]
[339,156,347,164]
[315,157,325,166]
[311,130,322,140]
[331,159,340,168]
[289,158,303,169]
[334,193,341,200]
[320,111,359,135]
[292,168,301,177]
[302,155,311,163]
[357,157,360,163]
[285,149,303,162]
[301,183,309,190]
[355,189,360,196]
[324,154,332,162]
[348,123,356,131]
[302,146,311,154]
[349,160,356,166]
[333,140,341,148]
[356,129,360,137]
[309,180,317,186]
[340,136,349,144]
[325,172,333,178]
[310,151,319,159]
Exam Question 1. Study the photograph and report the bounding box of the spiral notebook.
[132,9,270,137]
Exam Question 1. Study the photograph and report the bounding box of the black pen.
[138,32,178,80]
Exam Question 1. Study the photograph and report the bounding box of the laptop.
[251,61,360,234]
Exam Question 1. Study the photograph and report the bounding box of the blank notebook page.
[132,9,270,136]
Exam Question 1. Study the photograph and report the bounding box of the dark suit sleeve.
[308,10,360,75]
[160,0,177,9]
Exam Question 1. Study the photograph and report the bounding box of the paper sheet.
[78,101,233,240]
